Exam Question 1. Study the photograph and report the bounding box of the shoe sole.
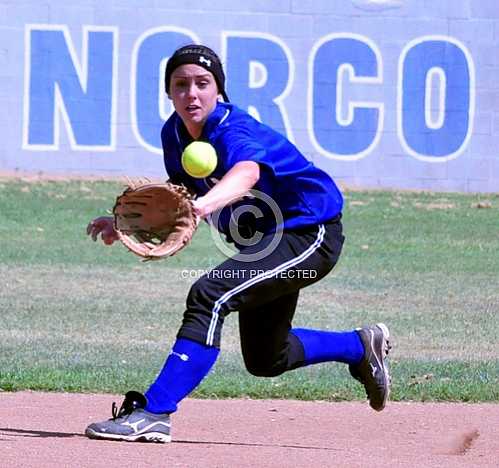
[372,322,391,411]
[85,427,171,443]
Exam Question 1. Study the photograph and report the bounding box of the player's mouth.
[186,105,201,114]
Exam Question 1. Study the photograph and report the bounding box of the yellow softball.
[181,141,218,178]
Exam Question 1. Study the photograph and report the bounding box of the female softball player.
[85,44,391,443]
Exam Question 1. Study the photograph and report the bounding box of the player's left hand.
[192,198,208,219]
[112,181,199,260]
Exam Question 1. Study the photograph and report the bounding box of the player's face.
[169,64,220,139]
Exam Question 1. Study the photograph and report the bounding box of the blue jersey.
[162,102,343,242]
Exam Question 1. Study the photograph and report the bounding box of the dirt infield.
[1,392,498,467]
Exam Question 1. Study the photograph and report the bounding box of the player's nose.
[186,82,198,98]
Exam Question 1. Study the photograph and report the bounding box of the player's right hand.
[86,216,119,245]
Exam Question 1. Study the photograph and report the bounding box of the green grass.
[0,178,498,402]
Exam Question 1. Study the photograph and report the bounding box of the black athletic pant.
[177,216,344,377]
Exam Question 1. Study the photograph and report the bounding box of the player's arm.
[193,160,260,218]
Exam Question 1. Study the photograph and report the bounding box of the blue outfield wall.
[1,0,498,192]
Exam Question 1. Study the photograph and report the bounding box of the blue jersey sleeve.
[214,123,278,197]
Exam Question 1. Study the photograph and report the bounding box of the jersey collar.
[200,101,232,139]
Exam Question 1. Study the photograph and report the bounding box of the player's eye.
[173,79,188,89]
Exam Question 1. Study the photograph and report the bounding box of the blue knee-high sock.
[145,338,219,414]
[291,328,364,366]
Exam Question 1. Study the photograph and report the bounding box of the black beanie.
[164,44,229,102]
